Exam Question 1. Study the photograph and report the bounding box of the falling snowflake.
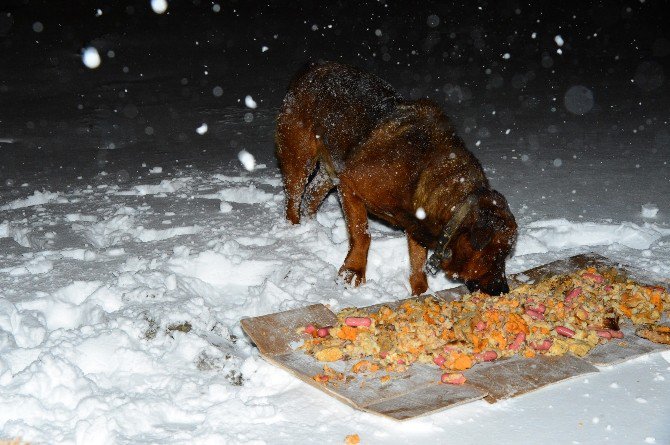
[151,0,168,14]
[82,47,101,69]
[238,150,256,171]
[245,95,257,109]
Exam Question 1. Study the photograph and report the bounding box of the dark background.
[1,0,668,202]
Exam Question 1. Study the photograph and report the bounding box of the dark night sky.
[3,1,668,98]
[0,0,668,187]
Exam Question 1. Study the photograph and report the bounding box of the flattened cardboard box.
[241,254,670,420]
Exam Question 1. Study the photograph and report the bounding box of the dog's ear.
[469,208,494,251]
[470,189,512,251]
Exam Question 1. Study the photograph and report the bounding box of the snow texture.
[642,203,660,219]
[1,2,669,444]
[1,164,669,444]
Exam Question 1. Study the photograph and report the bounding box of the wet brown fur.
[276,62,517,295]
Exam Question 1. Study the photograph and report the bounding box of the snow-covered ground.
[0,161,669,444]
[1,1,670,444]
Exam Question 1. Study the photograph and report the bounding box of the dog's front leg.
[407,233,428,295]
[337,183,370,287]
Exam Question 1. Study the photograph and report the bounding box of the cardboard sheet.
[240,253,669,420]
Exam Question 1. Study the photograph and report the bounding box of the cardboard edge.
[240,303,338,356]
[361,383,488,421]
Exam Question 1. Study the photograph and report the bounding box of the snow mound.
[642,203,659,218]
[168,250,279,288]
[16,281,118,330]
[132,179,188,196]
[73,214,135,248]
[517,219,669,255]
[203,184,274,204]
[0,190,62,210]
[132,225,201,242]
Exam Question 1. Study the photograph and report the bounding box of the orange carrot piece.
[337,325,359,341]
[524,349,536,358]
[492,332,508,349]
[450,354,474,371]
[423,312,436,325]
[619,303,633,318]
[650,291,662,311]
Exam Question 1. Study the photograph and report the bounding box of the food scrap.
[313,365,345,385]
[636,324,670,345]
[344,434,360,445]
[299,268,670,383]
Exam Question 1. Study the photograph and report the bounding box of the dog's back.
[278,62,401,164]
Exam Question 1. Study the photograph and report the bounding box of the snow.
[150,0,168,15]
[426,15,440,28]
[1,160,669,444]
[196,123,209,135]
[0,190,62,210]
[245,95,258,109]
[564,86,595,115]
[2,3,670,444]
[238,150,256,171]
[642,203,660,219]
[81,47,101,69]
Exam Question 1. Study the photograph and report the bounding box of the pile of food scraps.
[299,268,670,385]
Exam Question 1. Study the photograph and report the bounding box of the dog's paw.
[338,267,366,288]
[410,271,429,296]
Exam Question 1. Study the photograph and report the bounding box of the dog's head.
[434,189,517,296]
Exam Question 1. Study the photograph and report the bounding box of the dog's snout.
[466,275,509,296]
[486,278,509,296]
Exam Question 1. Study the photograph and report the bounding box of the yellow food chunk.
[315,347,343,362]
[568,340,591,357]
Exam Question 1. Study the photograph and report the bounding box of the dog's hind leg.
[276,118,319,225]
[301,162,335,218]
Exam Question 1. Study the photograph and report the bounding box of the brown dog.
[276,62,517,296]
